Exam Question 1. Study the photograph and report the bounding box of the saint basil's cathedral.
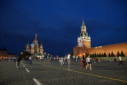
[25,34,44,56]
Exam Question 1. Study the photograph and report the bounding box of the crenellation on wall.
[88,42,127,56]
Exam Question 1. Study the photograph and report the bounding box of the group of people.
[81,55,124,70]
[59,57,67,65]
[81,55,92,70]
[14,54,124,69]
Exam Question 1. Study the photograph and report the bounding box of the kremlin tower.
[73,18,91,57]
[78,18,91,48]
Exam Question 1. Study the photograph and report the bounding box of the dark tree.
[117,51,120,57]
[104,52,107,57]
[90,54,93,58]
[111,51,115,57]
[70,52,73,59]
[98,54,101,57]
[95,53,96,57]
[120,51,125,57]
[85,53,89,57]
[20,51,30,59]
[97,53,99,57]
[108,53,111,57]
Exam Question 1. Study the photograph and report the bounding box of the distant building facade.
[73,19,127,57]
[25,33,44,57]
[0,47,17,59]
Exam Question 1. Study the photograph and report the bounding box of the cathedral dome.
[40,43,43,46]
[26,43,30,47]
[31,43,35,47]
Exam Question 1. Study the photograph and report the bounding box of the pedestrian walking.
[76,55,78,61]
[25,56,28,65]
[81,55,86,70]
[13,57,16,63]
[119,56,123,65]
[29,56,32,65]
[64,57,67,64]
[60,57,64,65]
[110,58,111,62]
[86,55,92,70]
[16,56,21,69]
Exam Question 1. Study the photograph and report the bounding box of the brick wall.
[88,42,127,56]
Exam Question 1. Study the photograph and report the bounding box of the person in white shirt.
[29,56,32,65]
[119,56,123,65]
[86,55,92,70]
[60,57,64,65]
[76,55,78,61]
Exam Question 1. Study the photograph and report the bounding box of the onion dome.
[31,43,35,47]
[26,43,30,47]
[40,43,43,47]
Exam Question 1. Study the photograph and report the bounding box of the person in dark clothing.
[81,55,86,70]
[16,57,21,69]
[25,56,28,65]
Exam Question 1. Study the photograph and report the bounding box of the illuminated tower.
[78,18,91,48]
[31,43,35,54]
[25,42,30,52]
[33,33,38,53]
[40,42,43,55]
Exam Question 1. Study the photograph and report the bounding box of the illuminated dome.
[31,43,35,47]
[40,43,43,46]
[26,43,30,47]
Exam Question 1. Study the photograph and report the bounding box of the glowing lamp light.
[67,54,70,59]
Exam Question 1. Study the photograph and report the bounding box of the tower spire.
[35,33,37,40]
[82,17,85,26]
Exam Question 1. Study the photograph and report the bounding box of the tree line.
[90,51,125,57]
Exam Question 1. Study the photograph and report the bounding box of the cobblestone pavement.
[0,60,127,85]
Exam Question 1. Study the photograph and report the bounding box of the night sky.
[0,0,127,56]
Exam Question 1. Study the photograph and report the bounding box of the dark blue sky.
[0,0,127,56]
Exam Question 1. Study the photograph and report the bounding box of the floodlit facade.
[25,34,44,56]
[73,19,127,57]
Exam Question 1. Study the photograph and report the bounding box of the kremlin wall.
[88,42,127,57]
[73,19,127,57]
